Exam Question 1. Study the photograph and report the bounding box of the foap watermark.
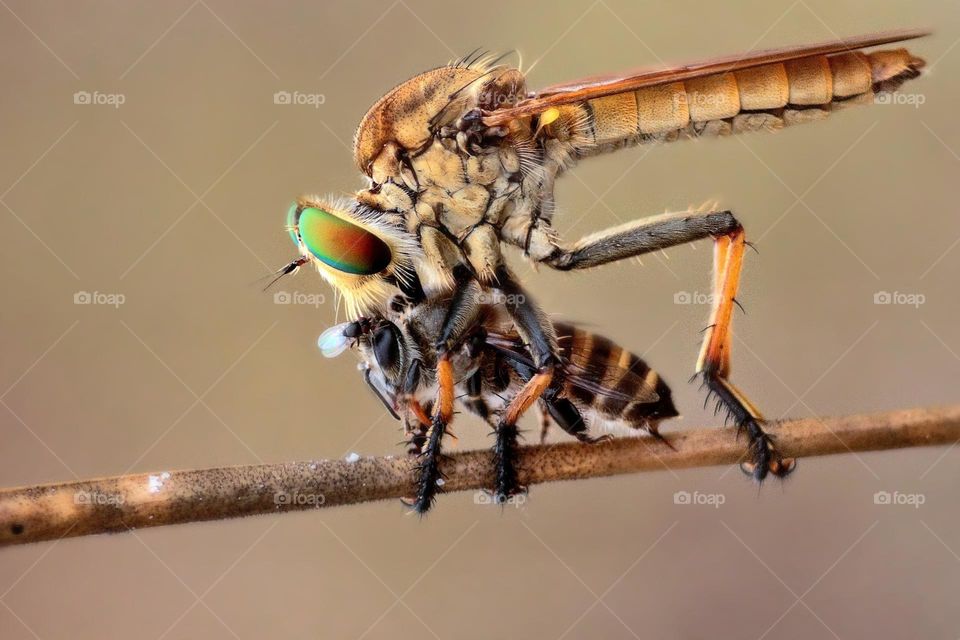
[73,90,125,108]
[475,290,526,305]
[873,490,925,508]
[674,490,725,508]
[273,291,326,307]
[673,91,734,113]
[74,291,125,308]
[875,92,926,108]
[74,490,125,506]
[474,491,527,507]
[273,90,326,108]
[274,490,326,507]
[874,291,925,308]
[673,291,716,305]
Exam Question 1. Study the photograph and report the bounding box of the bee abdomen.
[555,323,677,427]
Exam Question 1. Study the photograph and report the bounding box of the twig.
[1,405,957,548]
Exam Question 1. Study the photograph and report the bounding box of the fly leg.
[541,210,744,271]
[489,266,560,502]
[410,356,455,513]
[492,365,554,503]
[696,228,795,479]
[517,209,794,480]
[411,267,482,514]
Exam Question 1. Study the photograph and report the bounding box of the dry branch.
[1,405,958,548]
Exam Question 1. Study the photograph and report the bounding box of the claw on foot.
[739,430,795,481]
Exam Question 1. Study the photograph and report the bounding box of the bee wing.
[564,360,660,404]
[485,331,660,404]
[317,322,354,358]
[482,28,929,126]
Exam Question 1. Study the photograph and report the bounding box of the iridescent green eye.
[296,206,392,275]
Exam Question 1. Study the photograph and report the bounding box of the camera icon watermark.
[673,490,725,508]
[74,490,125,506]
[73,90,126,108]
[273,291,325,307]
[874,92,925,108]
[673,291,715,305]
[873,490,925,508]
[274,490,325,507]
[475,290,525,305]
[873,291,925,308]
[74,291,125,308]
[273,90,326,108]
[473,491,527,507]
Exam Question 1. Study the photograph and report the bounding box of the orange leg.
[410,354,458,514]
[493,366,554,502]
[696,227,794,480]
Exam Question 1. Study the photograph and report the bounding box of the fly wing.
[482,28,929,126]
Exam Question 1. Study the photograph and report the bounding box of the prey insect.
[274,29,928,509]
[318,293,678,511]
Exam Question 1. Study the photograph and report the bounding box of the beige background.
[1,1,958,638]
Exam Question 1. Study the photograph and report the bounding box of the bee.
[274,30,928,500]
[318,292,678,511]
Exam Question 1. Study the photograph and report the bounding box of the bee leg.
[695,227,795,480]
[465,369,491,422]
[404,400,432,457]
[538,405,551,444]
[541,391,594,443]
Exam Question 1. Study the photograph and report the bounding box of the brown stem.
[1,405,957,548]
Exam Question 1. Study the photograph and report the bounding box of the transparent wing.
[486,331,659,404]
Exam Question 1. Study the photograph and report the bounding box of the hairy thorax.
[352,64,557,293]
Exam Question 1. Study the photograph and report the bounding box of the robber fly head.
[282,195,419,318]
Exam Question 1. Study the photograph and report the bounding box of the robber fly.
[317,291,677,510]
[275,30,928,508]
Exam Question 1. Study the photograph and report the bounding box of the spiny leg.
[403,399,432,457]
[540,210,743,271]
[518,209,794,480]
[696,227,794,480]
[411,269,481,513]
[411,355,455,514]
[493,365,554,503]
[490,267,561,501]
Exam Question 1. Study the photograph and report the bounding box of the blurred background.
[1,0,958,637]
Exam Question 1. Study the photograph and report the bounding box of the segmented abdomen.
[554,322,678,428]
[547,48,924,157]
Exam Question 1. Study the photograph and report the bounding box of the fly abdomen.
[545,47,924,159]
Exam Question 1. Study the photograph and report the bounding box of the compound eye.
[296,206,392,276]
[372,324,401,374]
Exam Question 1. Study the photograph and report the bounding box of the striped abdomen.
[555,322,678,431]
[546,48,924,157]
